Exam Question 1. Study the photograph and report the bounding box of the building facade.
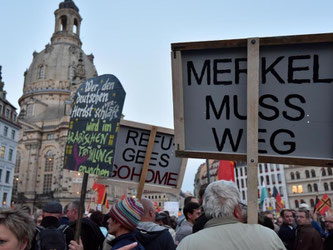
[284,165,333,209]
[13,0,98,209]
[194,160,290,209]
[0,67,20,207]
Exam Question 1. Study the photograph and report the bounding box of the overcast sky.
[1,0,333,193]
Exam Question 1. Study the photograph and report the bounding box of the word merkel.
[187,54,333,85]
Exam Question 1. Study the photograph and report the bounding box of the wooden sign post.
[137,126,157,199]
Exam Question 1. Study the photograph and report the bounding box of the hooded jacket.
[136,222,176,250]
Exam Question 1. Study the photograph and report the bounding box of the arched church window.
[290,172,295,180]
[26,104,34,116]
[322,169,327,176]
[38,65,45,79]
[295,200,299,208]
[45,150,55,172]
[328,167,333,176]
[60,15,67,31]
[73,18,78,34]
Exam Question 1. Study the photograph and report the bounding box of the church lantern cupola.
[51,0,82,47]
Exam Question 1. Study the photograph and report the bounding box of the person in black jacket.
[278,209,296,250]
[67,200,105,250]
[136,198,176,250]
[324,215,333,250]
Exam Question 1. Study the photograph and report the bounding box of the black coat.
[278,223,296,250]
[136,228,175,250]
[324,230,333,250]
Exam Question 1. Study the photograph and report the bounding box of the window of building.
[260,176,264,185]
[322,169,327,176]
[236,179,240,189]
[308,184,312,192]
[328,167,333,176]
[242,191,246,200]
[266,175,270,185]
[45,150,55,172]
[270,165,274,171]
[2,192,7,206]
[12,113,16,121]
[305,170,310,178]
[0,104,2,115]
[11,130,15,140]
[271,174,276,184]
[276,165,280,171]
[60,15,67,31]
[5,170,10,183]
[240,168,243,176]
[324,182,329,191]
[0,169,2,182]
[26,104,33,117]
[3,126,8,137]
[279,187,283,197]
[47,134,54,140]
[5,109,10,119]
[1,146,5,159]
[259,164,262,173]
[43,174,52,193]
[314,183,318,192]
[244,167,247,175]
[265,164,268,172]
[241,179,244,188]
[12,177,18,194]
[295,200,299,208]
[277,173,282,183]
[15,151,20,174]
[38,65,45,79]
[290,172,295,180]
[8,149,13,162]
[300,199,305,204]
[297,185,303,193]
[292,185,297,194]
[311,169,316,178]
[296,171,300,179]
[310,199,315,208]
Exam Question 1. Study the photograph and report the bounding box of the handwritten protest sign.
[96,120,187,193]
[64,74,126,176]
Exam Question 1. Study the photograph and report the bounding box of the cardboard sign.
[97,120,187,193]
[172,33,333,166]
[64,74,126,176]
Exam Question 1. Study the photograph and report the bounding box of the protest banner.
[171,33,333,167]
[171,33,333,223]
[97,119,187,195]
[64,74,125,240]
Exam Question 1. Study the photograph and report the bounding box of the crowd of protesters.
[1,180,333,250]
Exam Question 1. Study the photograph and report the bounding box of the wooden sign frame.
[171,32,333,167]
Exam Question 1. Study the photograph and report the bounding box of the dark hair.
[258,213,274,230]
[90,210,104,227]
[183,202,200,220]
[280,209,294,218]
[184,196,196,206]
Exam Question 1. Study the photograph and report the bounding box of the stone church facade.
[13,0,100,210]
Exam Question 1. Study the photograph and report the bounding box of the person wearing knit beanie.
[107,197,145,250]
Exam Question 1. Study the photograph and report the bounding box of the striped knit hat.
[109,197,144,230]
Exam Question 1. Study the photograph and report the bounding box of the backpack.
[36,224,68,250]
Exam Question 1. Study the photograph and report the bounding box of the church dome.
[18,1,97,122]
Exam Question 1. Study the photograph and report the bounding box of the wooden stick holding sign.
[246,38,260,224]
[137,126,157,199]
[74,172,89,242]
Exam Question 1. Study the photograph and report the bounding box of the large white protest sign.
[172,33,333,166]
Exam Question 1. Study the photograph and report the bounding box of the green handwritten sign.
[64,74,126,177]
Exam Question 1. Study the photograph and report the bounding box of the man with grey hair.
[177,180,286,250]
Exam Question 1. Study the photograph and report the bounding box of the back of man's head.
[184,196,198,206]
[183,202,201,220]
[203,180,240,219]
[140,198,155,222]
[198,183,209,205]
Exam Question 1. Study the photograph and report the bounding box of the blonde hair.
[0,206,36,249]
